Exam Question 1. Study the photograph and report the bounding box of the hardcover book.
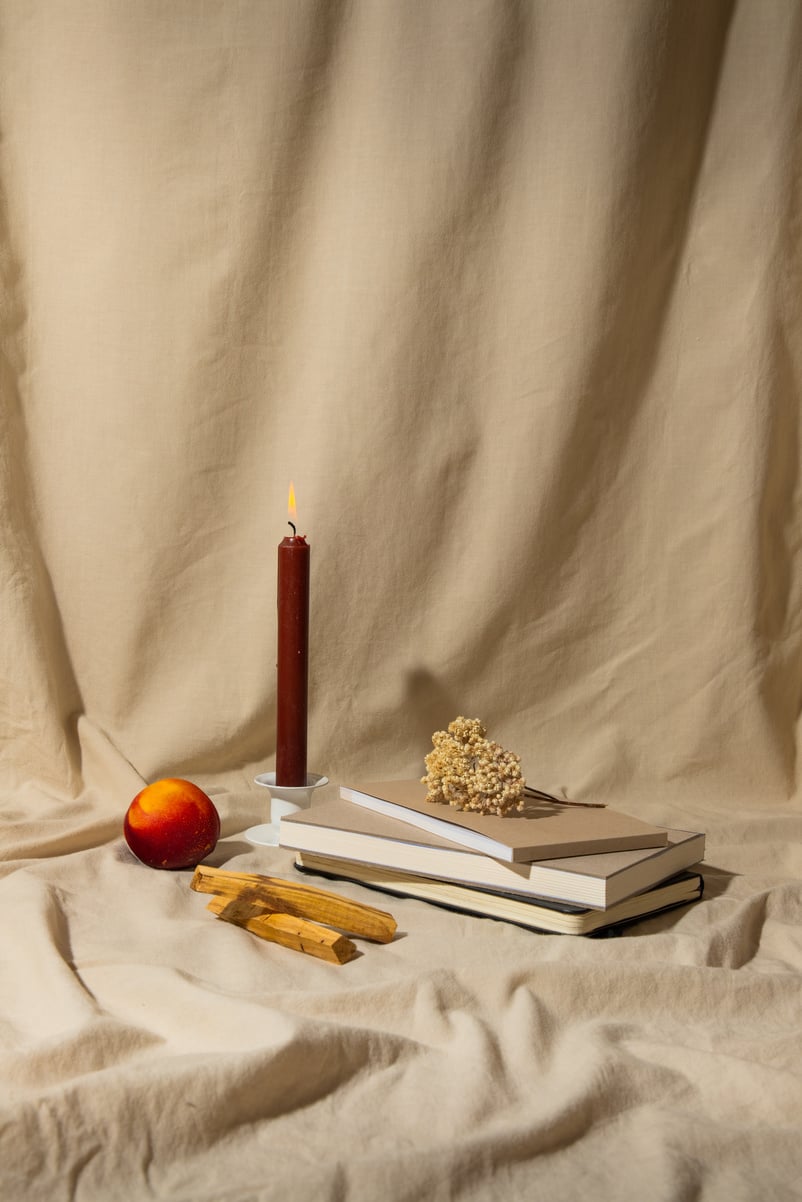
[279,798,705,909]
[339,780,669,863]
[294,854,705,936]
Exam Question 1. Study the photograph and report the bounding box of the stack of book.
[279,781,705,936]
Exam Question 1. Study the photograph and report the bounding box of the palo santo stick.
[191,864,397,943]
[207,895,358,965]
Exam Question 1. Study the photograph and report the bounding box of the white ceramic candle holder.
[244,772,329,847]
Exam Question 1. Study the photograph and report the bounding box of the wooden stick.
[206,895,358,965]
[191,864,397,943]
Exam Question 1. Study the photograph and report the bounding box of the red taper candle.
[276,485,310,786]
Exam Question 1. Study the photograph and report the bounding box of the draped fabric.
[2,3,802,1198]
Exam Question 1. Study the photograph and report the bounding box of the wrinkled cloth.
[1,2,801,1198]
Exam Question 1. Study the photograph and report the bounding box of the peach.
[124,777,220,870]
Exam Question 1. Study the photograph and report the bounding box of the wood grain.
[206,894,358,965]
[191,864,397,943]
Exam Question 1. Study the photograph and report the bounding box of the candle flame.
[288,482,297,523]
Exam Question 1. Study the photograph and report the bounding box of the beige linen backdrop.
[3,0,800,826]
[3,3,802,1200]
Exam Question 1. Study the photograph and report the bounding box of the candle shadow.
[404,668,461,757]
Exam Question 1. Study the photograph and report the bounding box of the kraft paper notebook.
[339,781,668,863]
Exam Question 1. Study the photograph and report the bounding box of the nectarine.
[124,778,220,870]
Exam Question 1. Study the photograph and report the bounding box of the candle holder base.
[245,772,329,847]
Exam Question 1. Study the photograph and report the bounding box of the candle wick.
[288,520,297,536]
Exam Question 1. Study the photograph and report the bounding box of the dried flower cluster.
[422,716,526,817]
